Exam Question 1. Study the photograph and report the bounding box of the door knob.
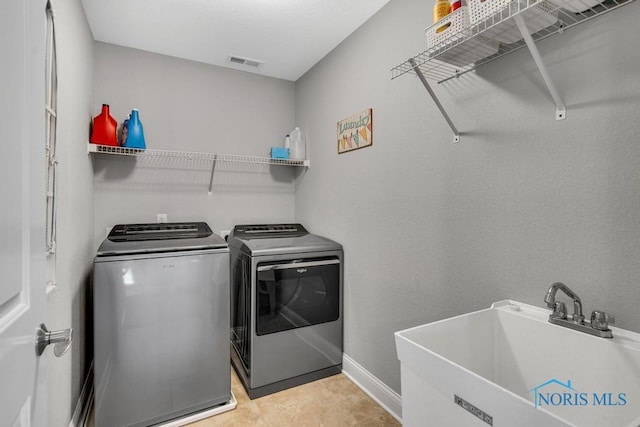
[36,323,73,357]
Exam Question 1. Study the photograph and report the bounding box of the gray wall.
[295,0,640,393]
[47,0,95,426]
[92,43,298,246]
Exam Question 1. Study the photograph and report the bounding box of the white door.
[0,0,47,425]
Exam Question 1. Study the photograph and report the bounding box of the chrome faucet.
[545,282,584,323]
[544,282,614,339]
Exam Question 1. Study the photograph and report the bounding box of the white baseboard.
[341,354,402,423]
[69,361,94,427]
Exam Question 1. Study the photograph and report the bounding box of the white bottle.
[284,134,290,149]
[289,127,306,160]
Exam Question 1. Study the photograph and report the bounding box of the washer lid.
[96,222,227,256]
[107,222,213,241]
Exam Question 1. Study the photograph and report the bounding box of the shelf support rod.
[514,14,566,121]
[409,58,460,143]
[207,154,217,195]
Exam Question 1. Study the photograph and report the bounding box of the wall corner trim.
[341,354,402,423]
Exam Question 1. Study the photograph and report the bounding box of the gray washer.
[93,222,230,427]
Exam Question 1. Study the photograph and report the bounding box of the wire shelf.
[391,0,635,83]
[87,143,310,167]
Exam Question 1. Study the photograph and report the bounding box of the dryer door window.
[256,257,340,336]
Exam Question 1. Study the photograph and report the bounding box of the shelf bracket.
[207,154,217,195]
[409,58,460,143]
[514,14,566,121]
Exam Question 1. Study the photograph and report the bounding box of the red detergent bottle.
[90,104,118,146]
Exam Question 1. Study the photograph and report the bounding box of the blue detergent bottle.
[124,109,146,149]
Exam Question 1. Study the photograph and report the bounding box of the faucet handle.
[552,302,567,320]
[591,310,615,331]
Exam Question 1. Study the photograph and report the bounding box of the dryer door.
[256,257,340,335]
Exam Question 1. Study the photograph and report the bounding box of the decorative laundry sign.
[337,108,372,154]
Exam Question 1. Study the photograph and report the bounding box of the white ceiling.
[81,0,390,82]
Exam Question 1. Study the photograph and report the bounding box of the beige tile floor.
[187,369,400,427]
[87,367,400,427]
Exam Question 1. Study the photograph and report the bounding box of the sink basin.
[395,301,640,427]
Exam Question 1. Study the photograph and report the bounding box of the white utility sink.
[395,301,640,427]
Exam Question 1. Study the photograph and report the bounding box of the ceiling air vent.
[227,55,264,68]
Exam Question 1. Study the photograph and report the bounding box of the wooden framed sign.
[337,108,372,154]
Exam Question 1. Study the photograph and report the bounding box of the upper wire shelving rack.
[391,0,635,142]
[392,0,633,83]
